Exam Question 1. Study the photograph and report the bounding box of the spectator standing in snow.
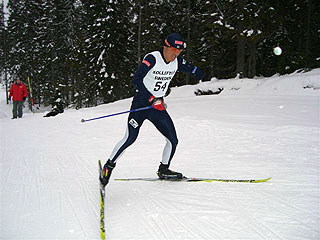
[100,33,205,187]
[8,78,28,119]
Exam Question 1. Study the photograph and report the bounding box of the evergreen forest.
[0,0,319,110]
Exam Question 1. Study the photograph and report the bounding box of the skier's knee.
[171,137,178,147]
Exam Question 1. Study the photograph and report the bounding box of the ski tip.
[81,119,85,123]
[261,177,271,181]
[251,177,272,183]
[98,160,102,169]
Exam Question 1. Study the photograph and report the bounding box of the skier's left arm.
[177,56,205,81]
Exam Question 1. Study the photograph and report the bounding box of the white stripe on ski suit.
[109,126,129,163]
[162,137,172,165]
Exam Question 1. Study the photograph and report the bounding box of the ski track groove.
[158,185,241,239]
[220,186,285,240]
[164,184,244,239]
[1,155,11,193]
[135,188,183,239]
[106,189,145,239]
[35,153,42,211]
[262,182,319,218]
[15,185,24,234]
[255,185,318,232]
[78,171,100,233]
[130,188,164,239]
[65,187,87,237]
[132,186,174,240]
[57,151,92,238]
[147,188,210,239]
[13,151,37,237]
[137,184,213,240]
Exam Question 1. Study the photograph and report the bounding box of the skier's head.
[163,33,186,62]
[16,78,21,85]
[164,33,187,50]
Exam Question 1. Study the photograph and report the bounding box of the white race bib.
[143,51,178,97]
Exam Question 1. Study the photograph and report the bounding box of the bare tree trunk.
[137,0,142,63]
[1,2,9,103]
[305,0,312,68]
[185,0,191,84]
[236,36,246,78]
[235,0,246,78]
[247,40,256,78]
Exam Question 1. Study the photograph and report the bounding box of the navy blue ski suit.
[108,47,204,166]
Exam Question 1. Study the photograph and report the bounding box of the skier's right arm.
[132,54,155,101]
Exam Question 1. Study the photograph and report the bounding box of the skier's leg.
[100,109,146,186]
[149,110,178,165]
[108,121,140,163]
[149,110,182,179]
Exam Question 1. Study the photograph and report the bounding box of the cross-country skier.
[8,78,28,119]
[100,33,205,186]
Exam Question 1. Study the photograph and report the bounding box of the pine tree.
[82,0,136,106]
[0,1,9,102]
[2,0,318,111]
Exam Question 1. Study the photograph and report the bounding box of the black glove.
[193,67,205,81]
[23,97,26,101]
[8,97,11,101]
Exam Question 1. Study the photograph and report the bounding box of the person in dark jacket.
[100,33,205,187]
[43,90,65,118]
[8,78,28,119]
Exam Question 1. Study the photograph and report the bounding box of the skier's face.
[164,46,183,62]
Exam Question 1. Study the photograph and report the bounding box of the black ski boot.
[157,163,183,180]
[100,160,116,187]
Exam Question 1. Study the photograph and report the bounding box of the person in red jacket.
[9,78,28,119]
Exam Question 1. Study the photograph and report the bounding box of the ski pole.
[81,105,153,123]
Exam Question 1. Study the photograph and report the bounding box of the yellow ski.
[115,177,271,183]
[99,160,106,240]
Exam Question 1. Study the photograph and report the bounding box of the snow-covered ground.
[1,69,319,240]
